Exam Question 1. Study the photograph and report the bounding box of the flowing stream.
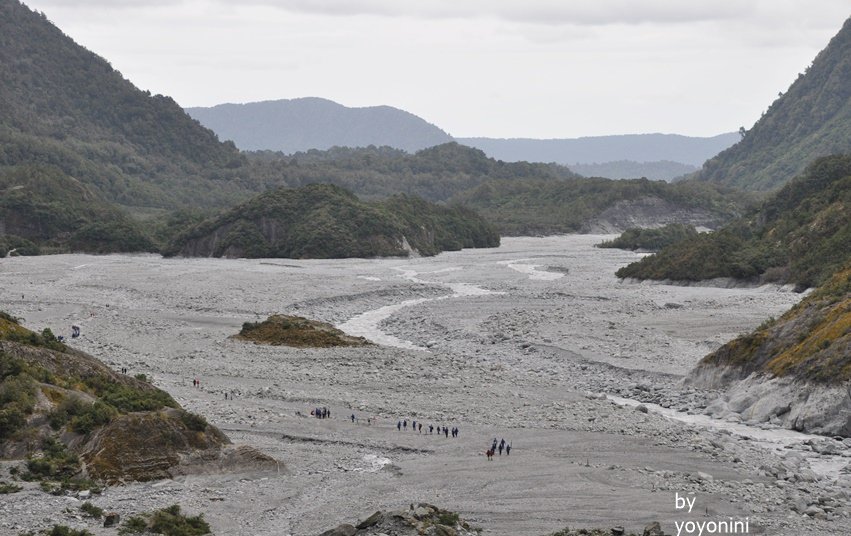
[336,266,499,350]
[607,394,847,479]
[336,252,847,481]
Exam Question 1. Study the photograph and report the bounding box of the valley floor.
[2,235,849,535]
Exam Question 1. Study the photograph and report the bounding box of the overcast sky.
[22,0,850,138]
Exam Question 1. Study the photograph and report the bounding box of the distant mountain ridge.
[457,133,738,167]
[696,17,851,191]
[185,98,453,153]
[185,99,738,178]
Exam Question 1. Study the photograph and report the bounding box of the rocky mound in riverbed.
[0,312,277,484]
[234,314,371,348]
[317,504,478,536]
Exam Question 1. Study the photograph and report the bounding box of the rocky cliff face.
[580,196,726,233]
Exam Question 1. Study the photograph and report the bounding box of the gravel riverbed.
[2,235,849,535]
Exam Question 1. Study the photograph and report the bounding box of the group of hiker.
[57,324,82,343]
[485,438,511,460]
[395,419,458,438]
[312,407,330,419]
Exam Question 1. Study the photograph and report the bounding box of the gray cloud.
[28,0,753,25]
[223,0,753,26]
[31,0,848,31]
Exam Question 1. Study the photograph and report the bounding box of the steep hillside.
[0,0,258,210]
[458,133,738,167]
[617,155,851,288]
[451,176,744,236]
[186,97,453,153]
[696,17,851,191]
[0,313,276,484]
[165,184,499,259]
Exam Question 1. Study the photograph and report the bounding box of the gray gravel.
[1,235,848,535]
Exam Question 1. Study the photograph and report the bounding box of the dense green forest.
[0,165,155,254]
[597,223,699,251]
[165,184,499,259]
[695,17,851,191]
[617,155,851,289]
[246,142,579,202]
[0,0,262,210]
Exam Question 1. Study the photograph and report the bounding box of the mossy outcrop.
[0,313,277,483]
[234,315,370,348]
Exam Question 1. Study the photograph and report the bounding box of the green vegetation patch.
[0,480,22,493]
[0,353,38,441]
[599,223,699,251]
[80,501,103,519]
[118,505,211,536]
[22,437,81,481]
[236,314,371,348]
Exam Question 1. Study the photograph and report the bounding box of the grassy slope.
[698,261,851,384]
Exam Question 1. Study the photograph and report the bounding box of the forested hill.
[186,98,453,153]
[165,183,499,259]
[247,142,580,202]
[617,155,851,289]
[695,17,851,191]
[0,0,257,209]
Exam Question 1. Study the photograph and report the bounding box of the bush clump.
[80,501,103,519]
[0,480,22,493]
[118,505,211,536]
